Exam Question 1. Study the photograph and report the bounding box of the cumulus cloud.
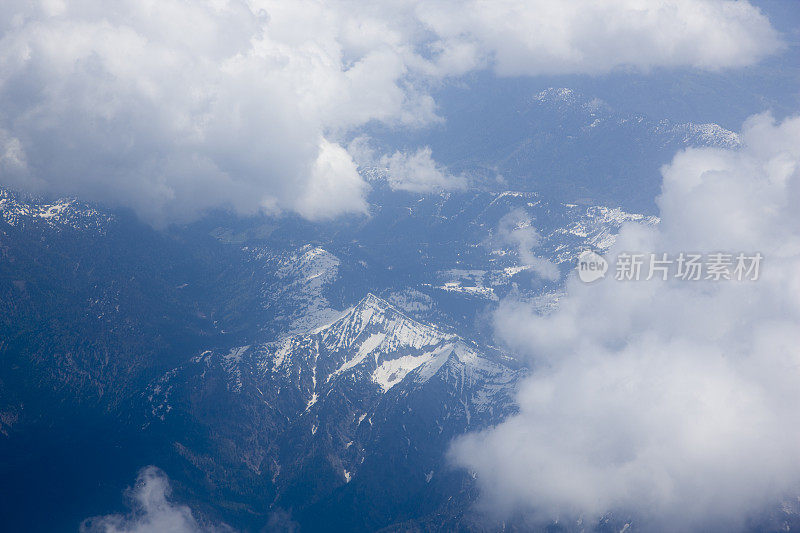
[496,208,560,281]
[0,0,427,224]
[419,0,783,76]
[348,136,465,192]
[80,466,224,533]
[0,0,783,223]
[450,113,800,530]
[379,146,467,193]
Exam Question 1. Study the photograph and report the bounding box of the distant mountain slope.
[364,85,741,212]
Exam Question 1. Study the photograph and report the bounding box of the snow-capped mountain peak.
[264,293,459,395]
[319,293,452,355]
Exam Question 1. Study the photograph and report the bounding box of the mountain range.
[0,88,771,532]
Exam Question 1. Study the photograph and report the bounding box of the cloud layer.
[0,0,783,223]
[450,113,800,530]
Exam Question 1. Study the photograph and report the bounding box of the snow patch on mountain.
[330,332,387,380]
[222,346,249,393]
[248,293,521,402]
[249,244,343,335]
[532,87,741,150]
[654,119,741,149]
[0,188,113,232]
[532,87,578,106]
[372,344,451,392]
[556,205,660,258]
[319,293,452,356]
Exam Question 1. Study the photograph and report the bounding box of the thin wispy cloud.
[496,209,559,281]
[81,467,226,533]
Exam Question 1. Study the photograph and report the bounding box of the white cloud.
[0,0,433,224]
[419,0,783,76]
[450,114,800,530]
[379,146,467,193]
[80,466,222,533]
[0,0,783,223]
[496,208,560,281]
[294,138,368,219]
